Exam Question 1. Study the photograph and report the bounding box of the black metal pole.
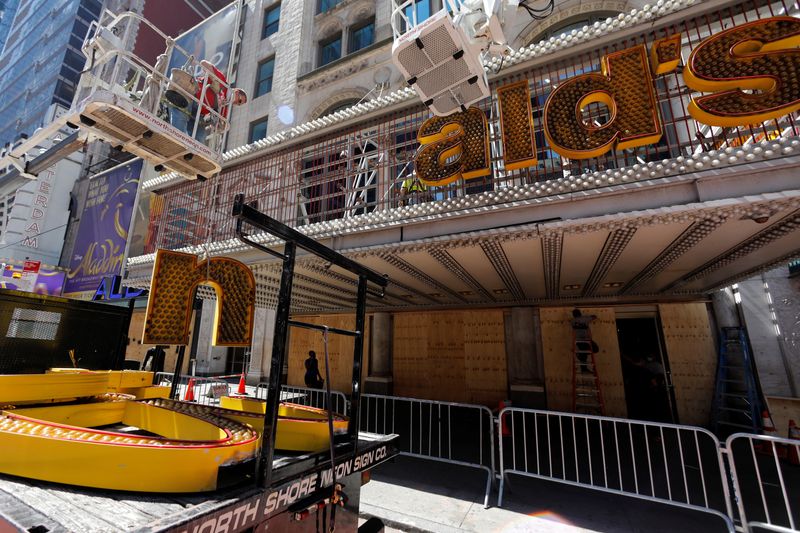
[114,298,136,370]
[257,240,296,488]
[232,194,387,288]
[169,345,185,399]
[347,276,368,443]
[288,320,360,338]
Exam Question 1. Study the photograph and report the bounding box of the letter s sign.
[683,17,800,127]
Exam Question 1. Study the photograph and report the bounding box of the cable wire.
[519,0,555,20]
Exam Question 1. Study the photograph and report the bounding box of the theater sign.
[415,17,800,186]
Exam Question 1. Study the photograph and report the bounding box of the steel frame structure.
[231,193,389,488]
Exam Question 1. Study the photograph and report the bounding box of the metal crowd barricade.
[359,393,495,508]
[255,382,350,415]
[726,433,800,533]
[497,408,734,531]
[152,372,230,405]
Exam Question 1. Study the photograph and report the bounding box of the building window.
[319,0,342,13]
[319,35,342,67]
[403,0,431,27]
[349,20,374,53]
[255,57,275,98]
[249,118,268,143]
[262,4,280,38]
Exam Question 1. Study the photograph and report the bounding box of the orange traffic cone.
[237,372,247,395]
[498,400,511,437]
[184,378,196,402]
[789,420,800,465]
[762,410,776,434]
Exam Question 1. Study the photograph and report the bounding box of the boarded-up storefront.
[540,307,627,418]
[286,314,371,393]
[658,303,716,426]
[393,309,508,406]
[539,303,717,425]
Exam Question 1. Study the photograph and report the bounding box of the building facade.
[126,0,800,428]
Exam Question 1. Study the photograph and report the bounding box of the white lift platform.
[391,0,519,116]
[0,10,234,183]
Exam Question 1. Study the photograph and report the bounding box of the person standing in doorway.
[142,345,166,377]
[304,350,324,389]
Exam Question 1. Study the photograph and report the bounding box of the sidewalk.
[360,455,730,533]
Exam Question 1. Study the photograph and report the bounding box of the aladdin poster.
[62,160,142,297]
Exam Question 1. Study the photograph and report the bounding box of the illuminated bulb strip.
[129,134,800,268]
[0,399,257,447]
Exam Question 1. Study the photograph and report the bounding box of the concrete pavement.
[360,455,730,532]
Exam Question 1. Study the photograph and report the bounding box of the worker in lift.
[166,60,247,147]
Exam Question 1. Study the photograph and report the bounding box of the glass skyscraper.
[0,0,20,54]
[0,0,102,147]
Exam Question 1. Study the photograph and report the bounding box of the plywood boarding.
[126,310,149,363]
[464,311,507,405]
[287,315,371,393]
[540,307,626,417]
[393,310,508,405]
[125,310,190,374]
[659,303,716,426]
[765,396,800,439]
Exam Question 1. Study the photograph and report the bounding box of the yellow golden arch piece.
[143,249,256,346]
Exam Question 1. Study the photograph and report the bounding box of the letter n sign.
[143,249,256,346]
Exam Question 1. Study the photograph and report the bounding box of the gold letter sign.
[415,106,490,186]
[143,249,256,346]
[497,80,538,171]
[683,17,800,127]
[543,44,662,159]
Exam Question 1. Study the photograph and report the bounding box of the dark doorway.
[226,346,249,375]
[616,317,676,423]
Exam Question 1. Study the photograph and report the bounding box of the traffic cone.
[237,372,247,395]
[788,420,800,465]
[184,378,196,402]
[498,400,511,437]
[762,410,776,434]
[755,409,778,456]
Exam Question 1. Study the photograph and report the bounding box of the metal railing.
[359,393,495,507]
[497,407,734,531]
[726,433,800,533]
[255,383,350,415]
[134,378,800,528]
[153,372,230,405]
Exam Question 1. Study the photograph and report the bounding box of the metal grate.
[417,57,472,95]
[420,25,459,64]
[6,308,61,340]
[397,42,433,77]
[0,291,131,374]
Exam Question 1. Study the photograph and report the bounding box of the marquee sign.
[143,249,256,346]
[414,16,800,186]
